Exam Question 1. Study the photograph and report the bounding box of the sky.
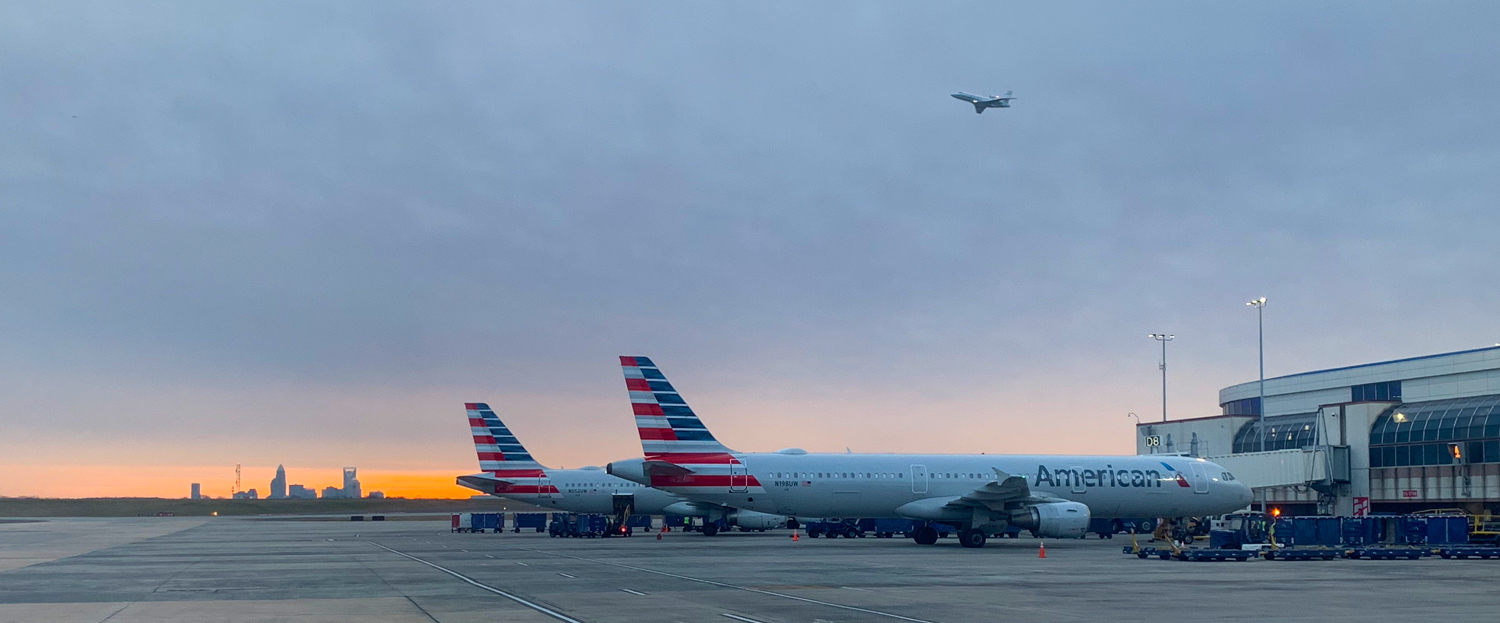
[2,2,1499,498]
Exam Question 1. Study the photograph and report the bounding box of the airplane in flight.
[951,90,1015,114]
[606,357,1254,548]
[455,403,787,534]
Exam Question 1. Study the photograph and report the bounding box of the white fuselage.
[615,453,1252,520]
[479,467,685,515]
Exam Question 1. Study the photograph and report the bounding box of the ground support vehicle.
[805,520,864,538]
[548,514,608,538]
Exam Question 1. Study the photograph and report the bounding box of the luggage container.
[450,514,462,532]
[1340,517,1378,546]
[513,513,547,533]
[1427,516,1469,545]
[470,512,501,533]
[870,519,917,538]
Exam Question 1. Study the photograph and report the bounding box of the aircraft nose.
[1235,482,1253,508]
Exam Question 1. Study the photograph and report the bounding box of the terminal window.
[1351,381,1401,402]
[1369,395,1500,467]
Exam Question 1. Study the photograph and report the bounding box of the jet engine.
[726,509,786,531]
[1009,501,1090,539]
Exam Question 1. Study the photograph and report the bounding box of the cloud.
[2,2,1498,495]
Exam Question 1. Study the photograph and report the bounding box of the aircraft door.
[1189,463,1209,494]
[729,461,748,493]
[538,476,553,498]
[911,465,928,494]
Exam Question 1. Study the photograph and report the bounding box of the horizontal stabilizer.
[456,473,511,494]
[644,460,696,477]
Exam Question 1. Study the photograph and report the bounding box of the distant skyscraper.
[191,483,201,500]
[288,484,316,499]
[343,467,361,500]
[321,486,343,499]
[269,465,287,499]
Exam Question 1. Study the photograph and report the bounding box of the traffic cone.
[1038,542,1046,558]
[792,529,799,542]
[657,526,665,541]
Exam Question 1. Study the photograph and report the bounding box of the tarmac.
[0,517,1496,622]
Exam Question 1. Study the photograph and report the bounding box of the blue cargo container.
[470,512,501,533]
[664,515,686,528]
[1427,516,1469,545]
[1340,517,1378,546]
[626,514,654,529]
[1271,518,1297,546]
[513,512,547,533]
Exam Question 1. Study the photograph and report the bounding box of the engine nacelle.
[727,509,787,530]
[1009,501,1090,539]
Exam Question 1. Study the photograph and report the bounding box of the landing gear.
[913,526,939,545]
[958,529,987,549]
[702,522,720,537]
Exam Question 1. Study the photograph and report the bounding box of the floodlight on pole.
[1247,297,1267,454]
[1148,334,1174,422]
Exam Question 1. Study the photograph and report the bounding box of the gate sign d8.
[1145,436,1161,447]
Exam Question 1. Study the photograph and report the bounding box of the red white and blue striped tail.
[619,356,735,460]
[465,402,547,479]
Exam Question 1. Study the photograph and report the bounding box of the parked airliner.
[455,403,787,532]
[606,358,1254,548]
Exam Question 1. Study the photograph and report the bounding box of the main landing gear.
[912,526,939,545]
[958,529,987,549]
[702,522,720,537]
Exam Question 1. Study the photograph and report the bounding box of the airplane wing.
[946,468,1065,512]
[950,92,986,103]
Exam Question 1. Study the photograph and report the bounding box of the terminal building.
[1137,345,1500,516]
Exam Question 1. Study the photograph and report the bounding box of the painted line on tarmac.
[558,573,577,578]
[621,588,646,596]
[721,614,764,623]
[529,549,937,623]
[369,542,585,623]
[516,562,530,566]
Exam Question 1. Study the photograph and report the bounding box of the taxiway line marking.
[721,614,764,623]
[558,573,576,578]
[369,542,585,623]
[516,562,530,566]
[529,549,937,623]
[621,588,646,596]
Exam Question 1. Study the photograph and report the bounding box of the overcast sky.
[3,2,1498,496]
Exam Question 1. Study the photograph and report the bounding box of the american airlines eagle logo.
[1160,462,1192,488]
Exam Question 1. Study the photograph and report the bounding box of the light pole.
[1247,298,1267,452]
[1148,334,1174,422]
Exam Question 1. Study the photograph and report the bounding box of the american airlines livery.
[454,403,787,532]
[606,357,1254,548]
